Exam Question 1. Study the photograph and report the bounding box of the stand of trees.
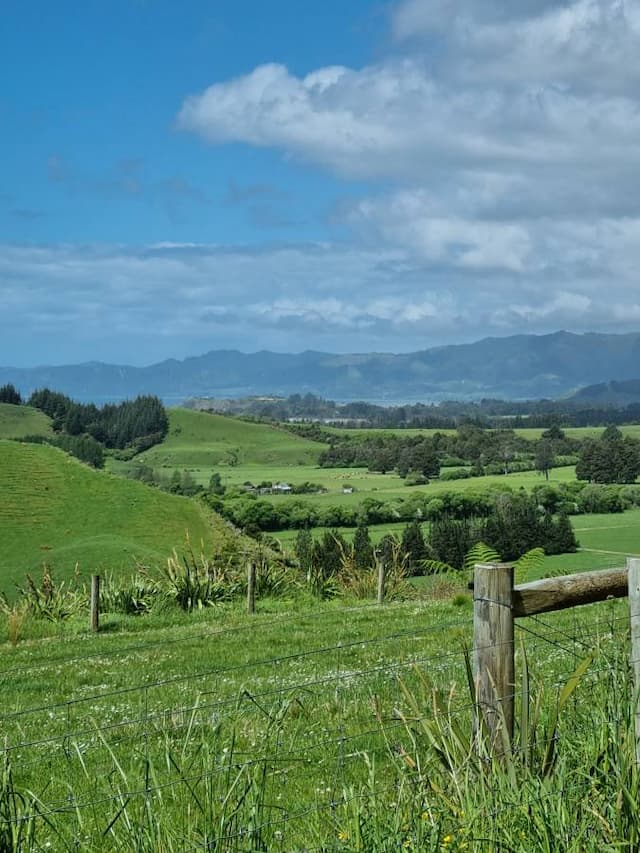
[318,424,580,481]
[6,388,168,468]
[294,493,578,580]
[576,426,640,484]
[27,389,169,452]
[0,383,22,405]
[189,390,640,431]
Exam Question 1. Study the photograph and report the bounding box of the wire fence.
[0,591,635,850]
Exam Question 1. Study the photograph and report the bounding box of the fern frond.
[421,558,456,575]
[514,547,545,583]
[463,542,501,572]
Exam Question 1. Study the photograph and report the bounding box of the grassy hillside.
[135,408,327,471]
[0,440,228,591]
[0,402,53,439]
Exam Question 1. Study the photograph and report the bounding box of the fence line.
[0,577,634,849]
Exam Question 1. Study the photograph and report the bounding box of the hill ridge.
[4,330,640,403]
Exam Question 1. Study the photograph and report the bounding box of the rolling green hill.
[0,402,53,439]
[0,440,232,591]
[135,408,327,470]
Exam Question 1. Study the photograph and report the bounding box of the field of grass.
[0,440,228,592]
[0,402,53,439]
[133,408,326,472]
[0,587,633,850]
[254,464,577,509]
[322,424,640,440]
[2,402,639,848]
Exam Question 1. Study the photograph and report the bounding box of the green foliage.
[0,564,86,622]
[535,438,554,480]
[0,384,22,405]
[0,754,38,850]
[294,527,314,578]
[576,427,640,484]
[400,520,427,575]
[22,431,105,468]
[155,540,243,611]
[28,389,168,451]
[99,572,159,615]
[352,521,374,571]
[397,642,594,790]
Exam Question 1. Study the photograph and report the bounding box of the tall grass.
[0,624,636,851]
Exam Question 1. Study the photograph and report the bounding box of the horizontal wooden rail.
[512,567,628,617]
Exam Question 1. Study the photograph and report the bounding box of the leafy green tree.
[576,428,640,484]
[427,516,486,571]
[553,513,578,554]
[208,472,225,495]
[180,470,200,497]
[535,440,555,481]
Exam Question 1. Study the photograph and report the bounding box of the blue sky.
[3,0,640,366]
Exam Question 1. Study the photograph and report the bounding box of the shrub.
[156,542,242,611]
[1,564,86,622]
[99,572,159,615]
[439,468,471,481]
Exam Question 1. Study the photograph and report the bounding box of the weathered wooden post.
[247,561,256,615]
[377,556,386,606]
[628,557,640,765]
[473,562,514,754]
[90,574,100,633]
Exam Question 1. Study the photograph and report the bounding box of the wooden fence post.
[628,557,640,765]
[377,557,386,606]
[473,562,514,754]
[247,561,256,615]
[90,574,100,633]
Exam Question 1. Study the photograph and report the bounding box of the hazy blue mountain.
[567,378,640,406]
[4,330,640,404]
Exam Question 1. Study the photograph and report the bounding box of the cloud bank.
[3,237,640,366]
[5,1,640,365]
[173,0,640,350]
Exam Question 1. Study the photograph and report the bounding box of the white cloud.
[7,2,640,365]
[2,237,640,366]
[173,1,640,358]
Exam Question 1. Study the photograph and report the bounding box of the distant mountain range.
[4,330,640,404]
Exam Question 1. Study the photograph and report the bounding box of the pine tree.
[352,522,374,571]
[0,383,22,404]
[294,528,313,580]
[553,513,578,553]
[401,520,427,575]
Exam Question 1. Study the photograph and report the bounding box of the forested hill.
[4,330,640,403]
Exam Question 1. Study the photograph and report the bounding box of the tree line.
[293,494,578,580]
[0,383,168,467]
[186,390,640,430]
[317,424,581,481]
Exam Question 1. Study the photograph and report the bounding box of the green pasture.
[322,424,640,440]
[257,465,577,508]
[0,440,226,592]
[0,588,632,850]
[135,408,326,471]
[0,402,52,439]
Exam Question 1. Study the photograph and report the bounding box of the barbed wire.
[0,593,636,848]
